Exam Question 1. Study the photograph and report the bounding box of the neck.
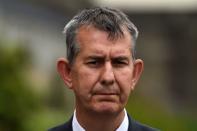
[75,108,125,131]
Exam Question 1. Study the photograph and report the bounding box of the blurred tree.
[0,39,39,131]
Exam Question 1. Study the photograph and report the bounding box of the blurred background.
[0,0,197,130]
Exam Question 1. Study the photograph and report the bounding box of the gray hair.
[63,7,139,65]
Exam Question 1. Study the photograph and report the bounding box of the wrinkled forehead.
[76,25,133,46]
[77,24,133,40]
[76,25,133,56]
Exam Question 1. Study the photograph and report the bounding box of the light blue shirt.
[72,109,129,131]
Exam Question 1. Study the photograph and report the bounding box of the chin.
[92,102,122,115]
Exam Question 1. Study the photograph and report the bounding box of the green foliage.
[0,39,38,131]
[126,92,197,131]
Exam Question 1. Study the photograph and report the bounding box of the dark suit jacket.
[48,115,158,131]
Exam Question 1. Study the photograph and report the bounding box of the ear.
[131,59,144,90]
[57,58,73,89]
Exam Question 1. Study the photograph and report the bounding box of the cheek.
[115,68,133,100]
[116,68,133,87]
[71,67,99,97]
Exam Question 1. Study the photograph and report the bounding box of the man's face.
[67,26,143,115]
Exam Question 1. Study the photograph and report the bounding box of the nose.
[100,61,115,86]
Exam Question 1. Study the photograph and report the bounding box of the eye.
[85,59,102,68]
[87,60,98,65]
[112,59,129,67]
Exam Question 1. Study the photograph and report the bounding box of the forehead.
[77,25,132,41]
[76,26,133,56]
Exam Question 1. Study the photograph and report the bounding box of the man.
[49,7,158,131]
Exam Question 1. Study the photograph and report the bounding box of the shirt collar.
[72,110,85,131]
[72,109,129,131]
[116,109,129,131]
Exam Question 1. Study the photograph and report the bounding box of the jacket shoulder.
[128,115,159,131]
[131,120,159,131]
[48,117,73,131]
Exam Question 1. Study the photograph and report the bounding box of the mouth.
[92,92,119,101]
[93,92,118,95]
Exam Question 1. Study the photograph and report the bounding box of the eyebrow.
[111,56,130,62]
[112,56,129,60]
[85,56,105,61]
[85,55,129,61]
